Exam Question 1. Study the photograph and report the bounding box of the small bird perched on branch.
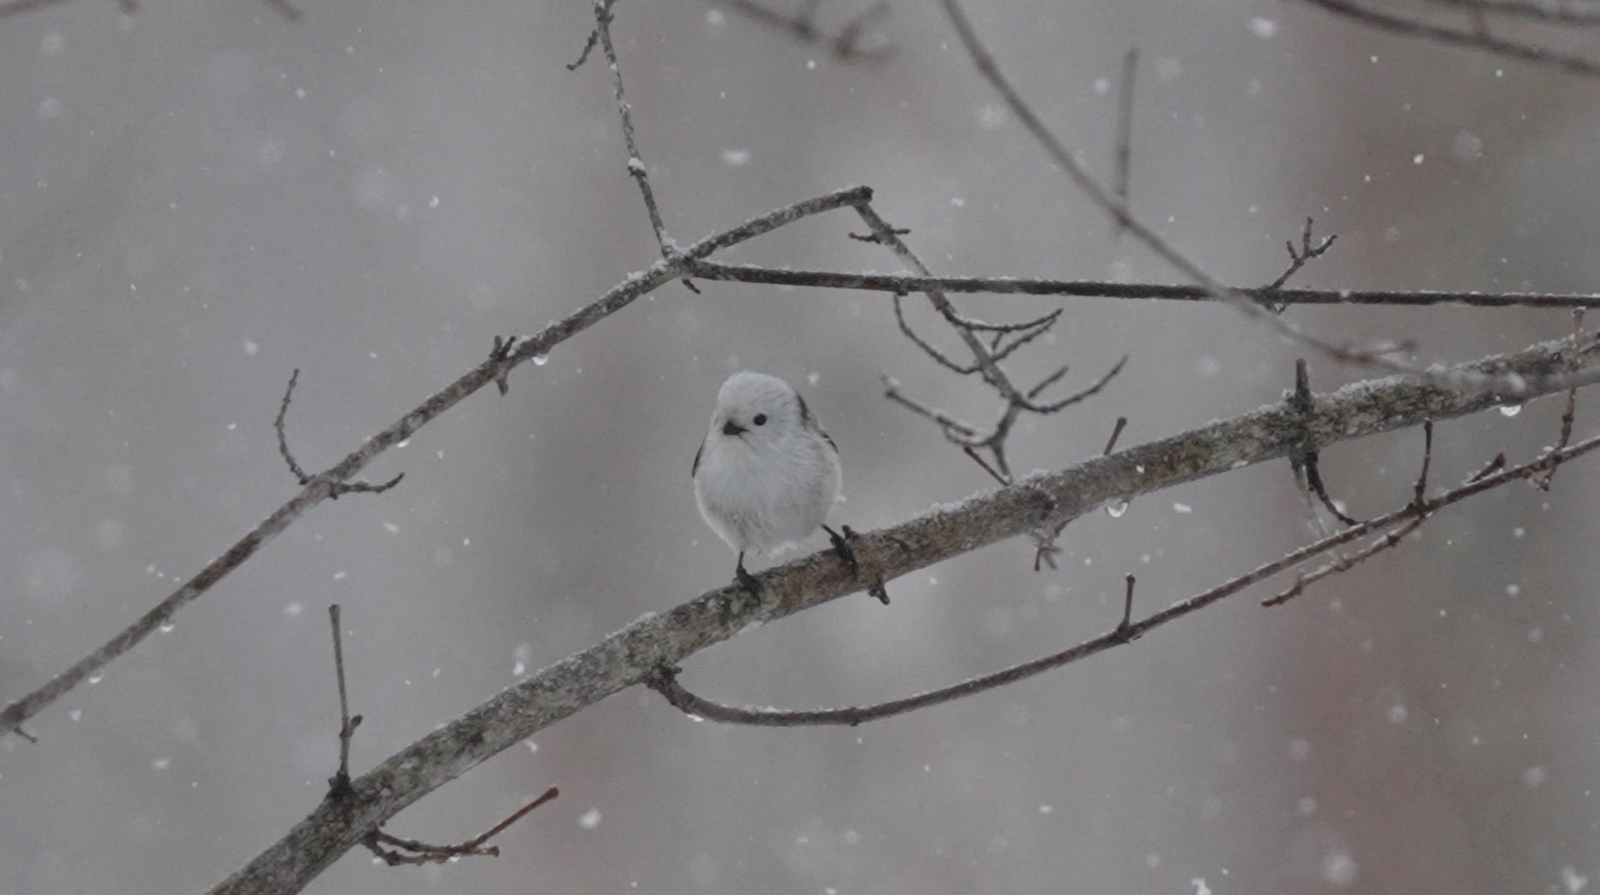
[693,371,859,596]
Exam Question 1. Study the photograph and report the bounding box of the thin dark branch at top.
[1429,0,1600,24]
[1301,0,1600,76]
[721,0,893,61]
[0,0,297,18]
[686,261,1600,308]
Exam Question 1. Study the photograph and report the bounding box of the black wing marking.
[797,393,838,452]
[692,439,704,478]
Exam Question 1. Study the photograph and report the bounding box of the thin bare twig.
[1266,218,1338,293]
[326,605,362,801]
[1536,308,1585,489]
[1266,419,1434,606]
[323,605,556,865]
[274,369,405,498]
[1290,360,1360,527]
[588,0,678,269]
[721,0,893,61]
[861,201,1127,483]
[363,787,560,866]
[1113,47,1138,226]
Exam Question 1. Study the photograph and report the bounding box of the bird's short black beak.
[722,420,747,437]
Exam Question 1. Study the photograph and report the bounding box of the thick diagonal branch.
[210,334,1599,895]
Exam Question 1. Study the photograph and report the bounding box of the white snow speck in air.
[720,149,751,167]
[977,104,1007,129]
[578,808,602,830]
[383,522,400,534]
[1297,796,1317,816]
[512,641,533,677]
[244,339,260,357]
[284,601,304,618]
[152,757,171,771]
[1506,583,1521,597]
[1386,703,1407,724]
[1248,17,1277,38]
[806,59,817,70]
[525,740,539,753]
[1561,867,1589,893]
[333,571,347,581]
[69,709,82,722]
[429,195,440,208]
[1322,849,1357,887]
[950,196,965,207]
[1191,878,1211,895]
[807,371,820,386]
[1513,527,1526,539]
[1452,130,1483,163]
[41,31,64,55]
[1289,738,1311,761]
[705,8,724,25]
[38,98,62,119]
[1038,804,1053,814]
[1093,77,1110,95]
[1173,502,1192,514]
[1145,854,1162,869]
[1524,766,1548,787]
[1413,153,1425,165]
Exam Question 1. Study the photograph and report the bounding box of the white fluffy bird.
[693,371,855,592]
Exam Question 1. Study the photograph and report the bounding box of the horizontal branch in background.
[211,333,1599,895]
[1301,0,1600,77]
[688,260,1600,308]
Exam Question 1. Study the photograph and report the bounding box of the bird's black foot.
[734,554,762,599]
[822,525,859,578]
[825,525,889,605]
[719,553,764,625]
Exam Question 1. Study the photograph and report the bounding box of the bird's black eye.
[753,413,768,426]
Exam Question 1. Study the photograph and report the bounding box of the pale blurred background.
[1,1,1597,893]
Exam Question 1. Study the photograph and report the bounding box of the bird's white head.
[711,371,806,447]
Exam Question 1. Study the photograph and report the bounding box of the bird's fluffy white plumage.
[693,371,841,556]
